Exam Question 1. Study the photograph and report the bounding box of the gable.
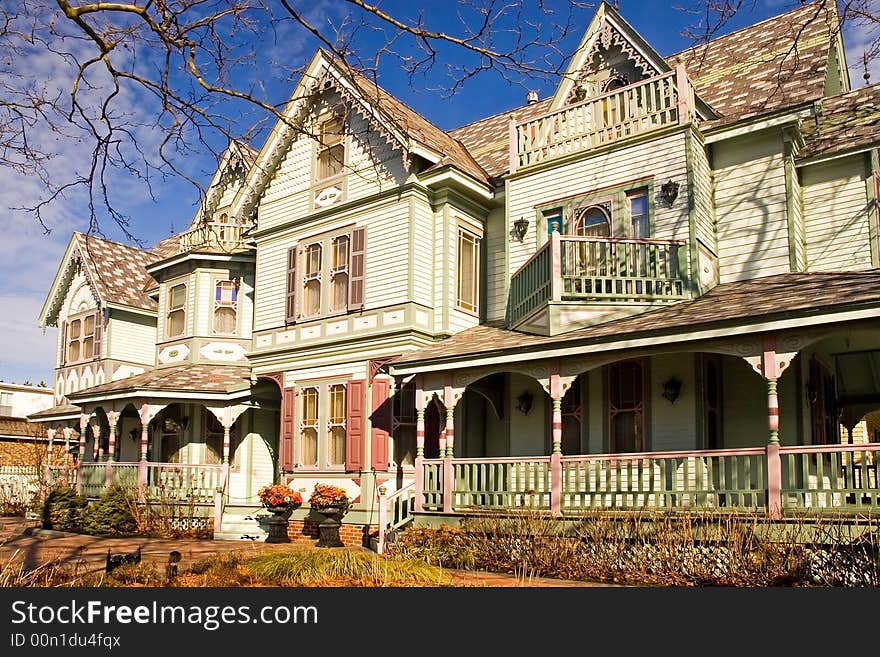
[550,2,671,111]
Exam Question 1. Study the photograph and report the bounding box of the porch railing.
[510,65,694,171]
[78,462,226,505]
[417,443,880,518]
[507,232,690,327]
[177,220,249,253]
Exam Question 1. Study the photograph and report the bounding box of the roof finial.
[864,52,871,84]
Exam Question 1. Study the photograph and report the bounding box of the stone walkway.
[0,517,614,587]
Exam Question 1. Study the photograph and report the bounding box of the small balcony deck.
[510,65,695,172]
[508,232,690,332]
[177,220,250,254]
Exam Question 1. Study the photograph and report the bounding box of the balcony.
[178,220,250,254]
[507,232,690,334]
[509,65,695,172]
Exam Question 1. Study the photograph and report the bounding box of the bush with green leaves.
[80,485,137,536]
[40,487,87,532]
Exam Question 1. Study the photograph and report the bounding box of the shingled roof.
[448,2,838,180]
[799,82,880,161]
[668,2,835,122]
[330,56,491,185]
[391,271,880,368]
[68,364,251,399]
[74,233,158,312]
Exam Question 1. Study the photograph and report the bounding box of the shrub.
[386,524,477,569]
[80,485,137,536]
[41,487,87,532]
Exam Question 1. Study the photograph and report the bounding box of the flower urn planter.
[265,505,293,543]
[313,506,345,547]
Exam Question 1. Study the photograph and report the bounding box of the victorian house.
[31,2,880,545]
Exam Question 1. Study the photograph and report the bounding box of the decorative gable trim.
[550,2,671,112]
[230,51,415,224]
[39,236,103,328]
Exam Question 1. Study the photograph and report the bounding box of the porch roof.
[390,271,880,372]
[0,416,44,440]
[27,404,82,422]
[67,365,252,403]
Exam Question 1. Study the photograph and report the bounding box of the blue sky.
[1,0,875,386]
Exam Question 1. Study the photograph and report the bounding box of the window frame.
[312,113,348,209]
[288,224,364,322]
[605,358,648,454]
[536,177,655,242]
[65,309,99,365]
[165,282,188,339]
[456,226,482,316]
[295,379,351,471]
[212,279,239,335]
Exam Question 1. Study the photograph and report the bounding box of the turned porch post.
[442,378,455,513]
[45,428,56,484]
[62,428,72,485]
[414,375,425,513]
[760,336,784,519]
[76,414,88,494]
[550,369,563,516]
[90,416,101,462]
[105,410,120,462]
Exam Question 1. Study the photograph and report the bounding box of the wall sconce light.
[661,377,682,404]
[515,390,534,415]
[660,179,680,206]
[512,217,529,242]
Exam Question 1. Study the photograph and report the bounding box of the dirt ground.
[0,516,613,587]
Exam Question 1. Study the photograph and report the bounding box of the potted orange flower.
[257,483,302,544]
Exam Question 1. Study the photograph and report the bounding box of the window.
[573,206,611,237]
[608,360,645,453]
[330,236,349,312]
[456,229,481,314]
[65,310,99,364]
[0,392,12,416]
[303,243,323,318]
[213,280,238,334]
[300,387,319,467]
[628,190,649,238]
[286,228,365,322]
[166,283,187,338]
[328,384,347,466]
[316,116,345,181]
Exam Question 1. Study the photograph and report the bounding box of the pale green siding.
[691,136,716,254]
[106,311,155,367]
[485,207,508,322]
[801,155,872,272]
[649,353,697,452]
[411,196,435,309]
[503,130,690,314]
[713,131,790,281]
[787,149,806,271]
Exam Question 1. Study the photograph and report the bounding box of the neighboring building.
[0,382,53,468]
[31,1,880,544]
[0,382,53,418]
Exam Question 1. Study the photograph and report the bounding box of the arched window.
[573,205,611,237]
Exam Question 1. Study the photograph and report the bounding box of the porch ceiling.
[390,271,880,372]
[67,364,252,403]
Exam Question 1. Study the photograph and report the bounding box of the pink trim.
[766,444,782,519]
[675,63,690,125]
[559,235,687,246]
[550,453,562,516]
[448,456,552,465]
[414,456,424,512]
[560,447,763,462]
[779,442,880,455]
[550,231,562,302]
[508,118,517,174]
[762,335,778,379]
[442,458,453,514]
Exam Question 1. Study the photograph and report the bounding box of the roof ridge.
[665,0,827,61]
[74,231,155,258]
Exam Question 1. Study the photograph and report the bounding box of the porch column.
[550,369,563,516]
[414,379,426,513]
[90,416,101,461]
[45,428,56,484]
[105,410,120,462]
[442,379,455,513]
[62,427,72,485]
[77,414,88,494]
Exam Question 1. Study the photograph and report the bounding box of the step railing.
[417,443,880,518]
[507,240,553,326]
[510,65,694,171]
[376,481,416,554]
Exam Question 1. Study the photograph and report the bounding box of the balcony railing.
[178,221,249,253]
[510,65,695,171]
[507,232,690,328]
